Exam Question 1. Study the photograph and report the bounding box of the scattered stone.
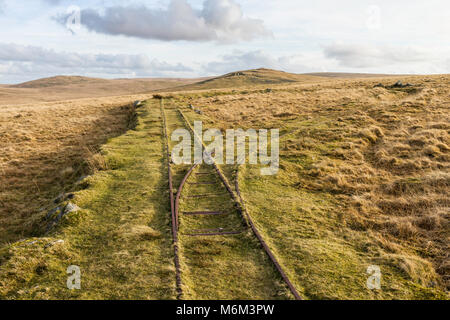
[62,202,80,216]
[52,202,80,224]
[189,104,195,109]
[53,193,76,204]
[76,175,90,186]
[134,100,143,108]
[46,207,60,220]
[44,239,64,249]
[376,81,415,89]
[390,81,414,89]
[195,110,203,115]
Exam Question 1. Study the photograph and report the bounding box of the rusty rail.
[174,163,199,229]
[173,106,302,300]
[235,165,302,300]
[177,109,249,228]
[160,101,182,299]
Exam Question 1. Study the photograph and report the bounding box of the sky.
[0,0,449,83]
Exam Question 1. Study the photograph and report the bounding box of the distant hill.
[172,68,325,91]
[1,70,404,105]
[1,76,204,105]
[11,76,109,88]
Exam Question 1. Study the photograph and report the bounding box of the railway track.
[160,99,301,300]
[160,102,182,299]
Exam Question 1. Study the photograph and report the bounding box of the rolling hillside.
[0,76,206,105]
[170,68,327,91]
[0,69,448,300]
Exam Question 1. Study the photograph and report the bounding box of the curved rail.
[174,163,199,230]
[173,106,302,300]
[235,165,302,300]
[160,101,182,299]
[177,109,249,228]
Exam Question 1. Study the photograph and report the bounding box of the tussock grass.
[172,74,449,299]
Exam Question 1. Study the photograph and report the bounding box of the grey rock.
[55,202,80,222]
[44,239,64,249]
[63,202,80,215]
[46,207,60,219]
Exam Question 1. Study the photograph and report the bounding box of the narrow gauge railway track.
[160,101,182,299]
[161,100,301,300]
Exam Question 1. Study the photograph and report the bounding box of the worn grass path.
[163,103,292,300]
[1,100,292,300]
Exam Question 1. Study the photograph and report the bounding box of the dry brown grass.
[0,94,153,244]
[0,76,203,106]
[173,74,450,291]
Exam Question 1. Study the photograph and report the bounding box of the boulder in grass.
[55,202,80,222]
[63,202,80,215]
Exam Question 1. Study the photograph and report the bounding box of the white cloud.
[57,0,271,42]
[43,0,64,5]
[323,43,431,68]
[0,43,192,82]
[322,43,450,73]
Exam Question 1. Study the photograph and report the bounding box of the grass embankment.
[0,95,151,245]
[0,101,176,299]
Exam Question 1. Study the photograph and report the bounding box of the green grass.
[238,165,446,299]
[0,101,176,299]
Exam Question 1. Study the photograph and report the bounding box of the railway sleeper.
[183,230,244,237]
[182,211,228,216]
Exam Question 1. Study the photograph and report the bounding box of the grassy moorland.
[0,69,448,299]
[0,76,203,105]
[172,72,449,299]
